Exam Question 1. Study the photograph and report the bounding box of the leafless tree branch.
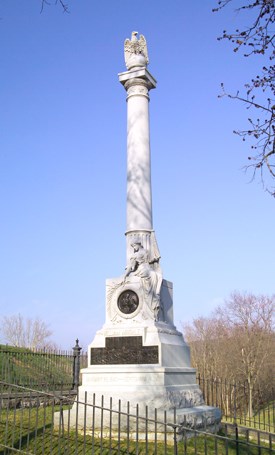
[0,314,55,350]
[184,292,275,415]
[213,0,275,196]
[40,0,69,14]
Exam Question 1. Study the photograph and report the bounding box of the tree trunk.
[247,377,253,419]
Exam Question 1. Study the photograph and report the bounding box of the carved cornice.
[147,327,182,337]
[118,67,157,91]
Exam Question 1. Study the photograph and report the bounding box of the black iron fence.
[0,381,274,455]
[0,341,87,391]
[198,375,275,433]
[0,344,274,433]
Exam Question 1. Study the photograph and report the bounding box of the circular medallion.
[117,290,139,315]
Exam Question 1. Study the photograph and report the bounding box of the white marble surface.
[119,67,156,234]
[57,34,221,434]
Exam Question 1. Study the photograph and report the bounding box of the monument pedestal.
[65,277,221,433]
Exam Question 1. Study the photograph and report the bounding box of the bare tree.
[213,1,275,196]
[184,291,274,418]
[183,316,231,379]
[216,291,275,417]
[40,0,69,13]
[1,313,54,350]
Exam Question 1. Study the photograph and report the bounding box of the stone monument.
[66,32,221,433]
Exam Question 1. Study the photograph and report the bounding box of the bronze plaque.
[117,290,139,314]
[90,336,158,365]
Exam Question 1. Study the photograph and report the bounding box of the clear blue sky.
[0,0,274,349]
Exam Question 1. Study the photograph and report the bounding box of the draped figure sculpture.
[124,238,162,321]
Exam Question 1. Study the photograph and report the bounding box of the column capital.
[118,67,157,91]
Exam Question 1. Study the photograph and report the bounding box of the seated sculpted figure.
[124,239,162,320]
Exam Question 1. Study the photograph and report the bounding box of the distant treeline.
[183,292,275,420]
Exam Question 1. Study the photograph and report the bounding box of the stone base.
[56,275,221,435]
[56,401,221,441]
[176,406,222,438]
[55,364,221,436]
[78,364,203,408]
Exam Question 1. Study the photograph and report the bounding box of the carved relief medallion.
[117,290,139,315]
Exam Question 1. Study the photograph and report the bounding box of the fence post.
[233,380,237,425]
[72,339,82,390]
[235,424,239,455]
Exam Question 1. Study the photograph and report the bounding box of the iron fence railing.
[0,340,87,391]
[0,381,274,455]
[0,343,274,433]
[198,374,275,433]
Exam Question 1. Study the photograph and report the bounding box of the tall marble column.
[61,32,221,435]
[119,33,158,262]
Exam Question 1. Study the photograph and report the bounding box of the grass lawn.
[0,406,273,454]
[222,400,275,433]
[0,345,74,389]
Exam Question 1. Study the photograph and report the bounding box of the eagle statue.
[124,31,149,70]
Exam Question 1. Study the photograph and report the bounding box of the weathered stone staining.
[66,32,221,434]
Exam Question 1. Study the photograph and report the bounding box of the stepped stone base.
[55,278,221,435]
[57,401,221,441]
